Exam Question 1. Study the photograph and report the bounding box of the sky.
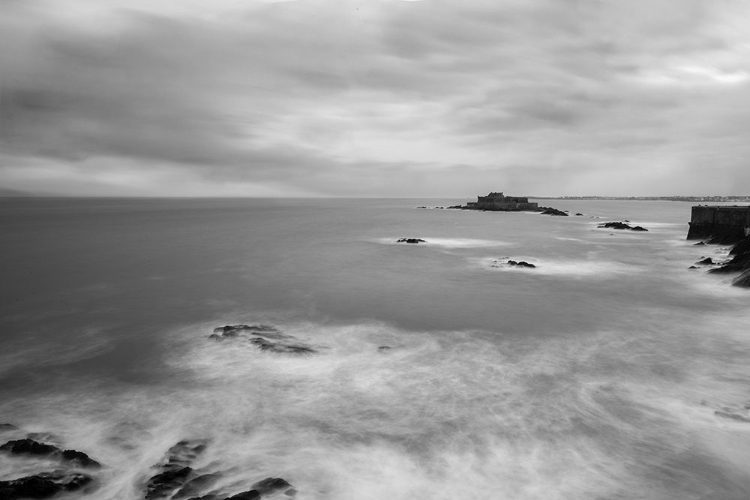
[1,0,749,197]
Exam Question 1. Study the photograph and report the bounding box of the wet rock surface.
[210,325,317,355]
[396,238,426,244]
[0,439,101,468]
[144,441,296,500]
[0,471,94,499]
[597,222,648,231]
[706,236,750,287]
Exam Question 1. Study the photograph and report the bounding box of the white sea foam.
[478,257,643,277]
[374,237,512,249]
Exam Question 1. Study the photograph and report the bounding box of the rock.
[506,260,536,269]
[0,439,58,456]
[1,439,101,469]
[211,325,317,354]
[732,269,750,288]
[173,473,223,499]
[249,337,316,355]
[251,477,294,496]
[226,491,260,500]
[145,440,208,499]
[540,207,568,216]
[598,222,631,230]
[694,241,706,246]
[61,449,101,468]
[0,471,94,499]
[688,266,699,270]
[0,423,19,432]
[709,236,750,278]
[396,238,426,244]
[631,226,648,232]
[696,257,714,265]
[378,346,392,352]
[212,325,283,339]
[575,213,584,216]
[145,466,193,500]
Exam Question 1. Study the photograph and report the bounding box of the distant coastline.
[531,195,750,202]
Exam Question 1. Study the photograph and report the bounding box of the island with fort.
[446,192,568,215]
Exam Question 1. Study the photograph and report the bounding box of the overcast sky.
[1,0,749,197]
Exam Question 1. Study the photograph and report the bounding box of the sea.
[1,197,749,500]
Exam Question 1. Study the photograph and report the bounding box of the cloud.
[1,0,749,196]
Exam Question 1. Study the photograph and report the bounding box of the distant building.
[465,192,539,211]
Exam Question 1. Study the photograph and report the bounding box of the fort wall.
[687,206,750,243]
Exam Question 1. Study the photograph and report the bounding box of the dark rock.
[226,491,260,500]
[378,346,392,352]
[575,213,584,216]
[540,207,568,216]
[694,241,706,246]
[396,238,426,244]
[0,423,19,432]
[0,439,59,456]
[251,477,294,496]
[708,236,750,278]
[172,472,222,499]
[688,266,699,270]
[696,257,714,265]
[162,440,208,470]
[249,337,316,355]
[507,260,536,269]
[145,466,193,500]
[732,269,750,288]
[631,226,648,232]
[212,325,282,339]
[598,222,632,230]
[60,449,100,468]
[0,471,93,499]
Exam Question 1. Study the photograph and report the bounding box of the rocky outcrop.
[707,236,750,287]
[145,439,208,499]
[491,259,537,269]
[210,324,317,355]
[0,439,101,468]
[597,222,648,231]
[696,257,715,265]
[540,207,568,216]
[0,471,94,499]
[144,441,296,500]
[396,238,426,244]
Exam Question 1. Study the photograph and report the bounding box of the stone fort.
[465,192,539,211]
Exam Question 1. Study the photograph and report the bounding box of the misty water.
[1,198,750,499]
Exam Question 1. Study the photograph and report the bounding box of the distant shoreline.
[531,196,750,202]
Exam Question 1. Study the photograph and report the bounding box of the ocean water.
[1,197,749,499]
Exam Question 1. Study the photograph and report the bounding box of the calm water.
[1,198,749,499]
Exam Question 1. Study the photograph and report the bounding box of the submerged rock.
[0,471,94,499]
[396,238,426,244]
[0,423,19,432]
[210,325,317,354]
[211,325,283,339]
